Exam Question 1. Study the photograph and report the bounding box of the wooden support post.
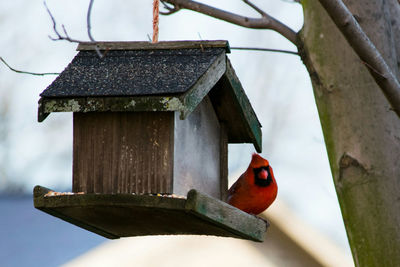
[220,123,228,202]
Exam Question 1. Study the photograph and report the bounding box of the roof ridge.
[77,40,230,53]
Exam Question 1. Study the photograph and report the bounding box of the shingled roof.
[38,40,262,151]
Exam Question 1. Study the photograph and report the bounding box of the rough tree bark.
[300,0,400,265]
[317,0,400,118]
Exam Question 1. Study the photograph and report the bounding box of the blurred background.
[0,0,353,266]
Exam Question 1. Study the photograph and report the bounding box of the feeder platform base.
[33,186,268,242]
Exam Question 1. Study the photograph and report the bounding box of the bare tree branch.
[161,0,298,45]
[44,1,81,43]
[86,0,103,58]
[280,0,300,3]
[160,1,181,15]
[318,0,400,118]
[230,46,298,55]
[0,57,59,76]
[44,1,103,58]
[87,0,95,42]
[242,0,267,17]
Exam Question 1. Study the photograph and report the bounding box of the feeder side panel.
[173,96,221,199]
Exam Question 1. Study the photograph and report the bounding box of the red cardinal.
[227,153,277,215]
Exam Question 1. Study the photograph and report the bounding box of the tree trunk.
[300,0,400,265]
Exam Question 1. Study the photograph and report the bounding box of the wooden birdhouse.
[34,40,267,242]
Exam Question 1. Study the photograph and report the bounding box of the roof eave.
[77,40,230,53]
[221,59,262,152]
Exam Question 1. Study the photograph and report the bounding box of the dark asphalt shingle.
[40,48,226,98]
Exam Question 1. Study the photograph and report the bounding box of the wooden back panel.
[73,112,174,194]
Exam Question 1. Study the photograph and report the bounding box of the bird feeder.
[33,40,267,242]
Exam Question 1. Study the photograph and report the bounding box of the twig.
[160,1,181,15]
[230,46,298,56]
[44,1,103,58]
[0,57,59,76]
[86,0,103,58]
[44,1,81,43]
[243,0,267,17]
[360,60,386,78]
[161,0,298,45]
[318,0,400,117]
[87,0,95,42]
[280,0,301,3]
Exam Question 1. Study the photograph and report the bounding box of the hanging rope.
[152,0,159,43]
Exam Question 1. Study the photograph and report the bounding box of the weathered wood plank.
[73,112,174,194]
[33,186,119,239]
[77,40,230,52]
[220,123,229,202]
[185,189,266,242]
[180,52,226,119]
[33,186,267,241]
[39,96,186,119]
[218,58,262,152]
